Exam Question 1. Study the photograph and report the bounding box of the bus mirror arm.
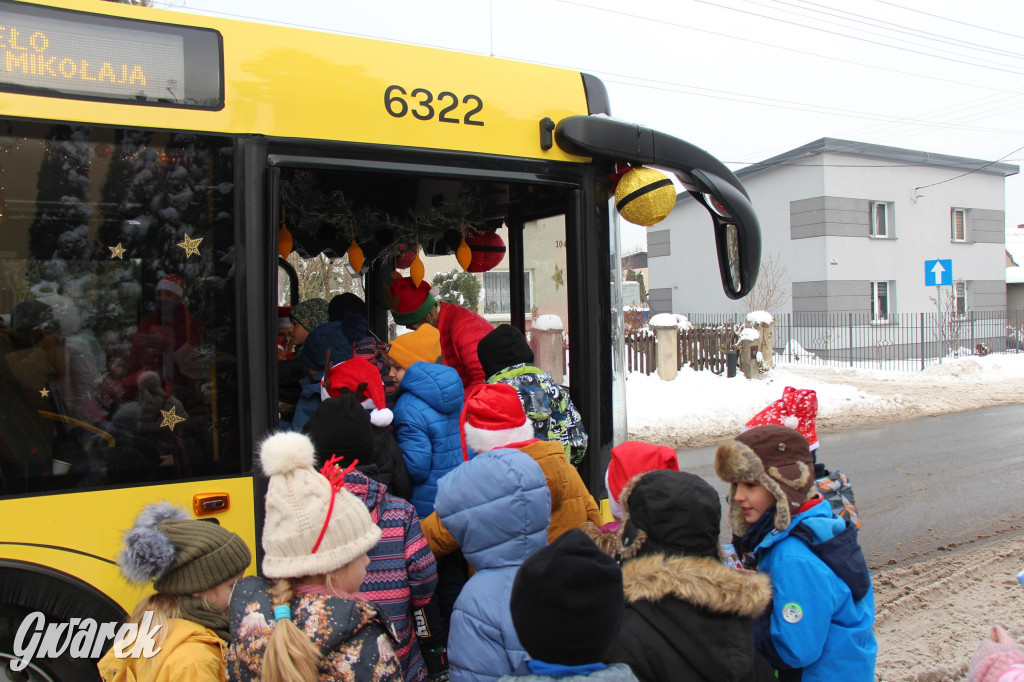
[554,115,761,299]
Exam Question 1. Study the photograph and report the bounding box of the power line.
[551,0,1024,96]
[778,0,1024,63]
[868,0,1024,41]
[696,0,1024,77]
[914,143,1024,193]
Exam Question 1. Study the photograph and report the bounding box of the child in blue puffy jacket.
[714,424,877,682]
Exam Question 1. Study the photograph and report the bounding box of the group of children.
[99,275,888,682]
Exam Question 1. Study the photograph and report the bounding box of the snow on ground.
[627,353,1024,448]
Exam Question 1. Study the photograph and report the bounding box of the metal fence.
[626,310,1024,375]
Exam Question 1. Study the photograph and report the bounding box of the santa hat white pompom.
[783,415,800,429]
[260,432,316,477]
[370,407,394,427]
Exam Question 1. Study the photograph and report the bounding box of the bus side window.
[0,121,240,494]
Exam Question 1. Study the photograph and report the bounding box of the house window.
[951,208,967,242]
[870,201,889,237]
[483,270,532,315]
[871,281,890,321]
[954,281,967,317]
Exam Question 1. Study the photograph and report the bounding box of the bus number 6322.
[384,85,484,126]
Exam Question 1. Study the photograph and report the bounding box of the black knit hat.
[477,324,533,379]
[509,529,625,666]
[619,470,721,559]
[303,393,374,467]
[328,292,366,322]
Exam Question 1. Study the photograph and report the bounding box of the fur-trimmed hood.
[621,553,772,619]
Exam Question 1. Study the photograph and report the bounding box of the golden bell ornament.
[348,239,364,273]
[410,251,425,287]
[456,237,472,271]
[614,167,676,227]
[278,223,293,259]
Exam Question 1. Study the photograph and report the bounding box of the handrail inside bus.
[553,115,761,299]
[37,411,116,448]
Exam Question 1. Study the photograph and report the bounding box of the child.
[433,447,551,681]
[501,528,638,681]
[313,357,411,500]
[226,432,403,681]
[329,292,398,407]
[714,424,876,682]
[99,503,252,681]
[599,440,679,534]
[386,324,463,520]
[601,470,772,681]
[306,395,447,682]
[477,325,588,466]
[420,382,601,557]
[968,624,1024,682]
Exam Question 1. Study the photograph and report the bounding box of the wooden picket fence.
[624,325,736,375]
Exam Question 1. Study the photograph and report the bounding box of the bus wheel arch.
[0,560,125,681]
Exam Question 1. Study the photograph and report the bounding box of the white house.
[648,138,1018,320]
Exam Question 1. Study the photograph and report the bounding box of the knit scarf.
[178,594,231,642]
[738,505,778,569]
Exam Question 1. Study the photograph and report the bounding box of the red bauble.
[465,229,506,273]
[395,243,417,269]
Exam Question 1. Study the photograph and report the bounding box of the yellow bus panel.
[1,0,592,162]
[0,477,258,614]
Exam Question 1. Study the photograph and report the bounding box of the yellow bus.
[0,0,760,677]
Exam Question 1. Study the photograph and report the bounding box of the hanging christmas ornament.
[456,224,472,271]
[464,228,506,273]
[613,166,676,227]
[395,242,417,269]
[176,233,203,258]
[108,243,126,259]
[279,209,293,259]
[348,239,364,273]
[410,239,425,287]
[348,219,364,273]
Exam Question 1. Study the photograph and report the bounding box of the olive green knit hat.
[118,503,252,595]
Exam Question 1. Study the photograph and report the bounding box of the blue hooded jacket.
[392,361,465,519]
[752,498,877,682]
[288,315,370,432]
[435,448,551,682]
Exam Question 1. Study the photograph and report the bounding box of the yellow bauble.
[456,237,472,271]
[614,167,676,227]
[348,240,364,273]
[410,252,425,286]
[278,224,293,259]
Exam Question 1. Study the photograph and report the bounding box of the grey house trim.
[966,208,1005,244]
[790,196,870,239]
[648,228,671,257]
[969,279,1007,310]
[793,280,871,314]
[738,138,1019,181]
[648,287,672,314]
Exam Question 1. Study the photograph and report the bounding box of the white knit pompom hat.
[259,431,381,579]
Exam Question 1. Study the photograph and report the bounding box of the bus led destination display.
[0,10,184,103]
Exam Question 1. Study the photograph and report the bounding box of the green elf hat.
[387,275,437,326]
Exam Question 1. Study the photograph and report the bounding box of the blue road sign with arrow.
[924,259,953,286]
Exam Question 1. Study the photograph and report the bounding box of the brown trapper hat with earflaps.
[714,424,816,535]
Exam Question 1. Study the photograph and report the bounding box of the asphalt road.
[675,404,1024,567]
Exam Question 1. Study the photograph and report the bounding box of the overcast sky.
[175,0,1024,261]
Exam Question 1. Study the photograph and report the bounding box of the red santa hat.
[460,383,535,460]
[605,440,680,519]
[277,306,293,329]
[744,386,819,451]
[156,274,185,298]
[320,357,393,427]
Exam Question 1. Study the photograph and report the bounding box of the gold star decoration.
[39,387,49,398]
[108,243,126,259]
[176,233,203,258]
[551,264,564,292]
[160,405,186,431]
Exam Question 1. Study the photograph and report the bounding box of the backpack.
[814,468,860,529]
